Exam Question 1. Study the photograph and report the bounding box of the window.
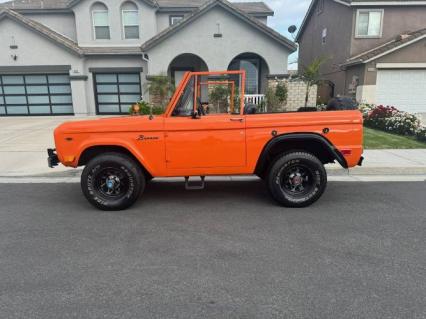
[122,2,139,39]
[172,76,195,116]
[94,73,141,114]
[229,57,260,95]
[356,9,383,38]
[170,15,184,26]
[0,74,73,116]
[92,3,110,40]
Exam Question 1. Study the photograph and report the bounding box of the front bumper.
[47,148,59,168]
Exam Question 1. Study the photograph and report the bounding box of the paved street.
[0,181,425,319]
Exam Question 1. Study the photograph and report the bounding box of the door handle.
[230,118,244,122]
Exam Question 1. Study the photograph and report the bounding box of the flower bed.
[360,104,425,143]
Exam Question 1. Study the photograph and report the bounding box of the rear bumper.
[47,148,59,168]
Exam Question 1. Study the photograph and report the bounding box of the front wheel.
[81,152,145,211]
[267,152,327,208]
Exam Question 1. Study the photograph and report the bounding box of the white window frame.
[170,15,184,26]
[355,9,384,38]
[122,9,140,39]
[92,10,110,40]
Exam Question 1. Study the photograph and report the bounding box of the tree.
[301,57,327,108]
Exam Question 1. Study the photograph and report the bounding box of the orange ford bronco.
[48,70,364,211]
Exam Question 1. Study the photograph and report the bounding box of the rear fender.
[255,133,348,175]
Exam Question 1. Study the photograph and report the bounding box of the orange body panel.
[53,71,363,177]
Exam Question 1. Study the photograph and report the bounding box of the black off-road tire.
[266,152,327,208]
[81,152,145,211]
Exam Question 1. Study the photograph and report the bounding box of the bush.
[363,105,421,136]
[416,127,426,142]
[129,99,164,116]
[275,83,288,104]
[383,112,420,135]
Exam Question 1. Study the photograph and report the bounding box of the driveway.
[0,180,425,318]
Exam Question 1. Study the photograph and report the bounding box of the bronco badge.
[137,135,159,141]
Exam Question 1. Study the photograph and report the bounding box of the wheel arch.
[78,145,153,179]
[255,133,347,177]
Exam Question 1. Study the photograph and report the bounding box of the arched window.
[121,1,139,39]
[92,2,110,40]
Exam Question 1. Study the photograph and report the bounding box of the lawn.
[364,127,426,149]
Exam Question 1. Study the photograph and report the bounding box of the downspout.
[142,53,150,99]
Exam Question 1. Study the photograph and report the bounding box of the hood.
[56,115,165,134]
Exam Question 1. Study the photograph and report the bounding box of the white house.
[0,0,296,116]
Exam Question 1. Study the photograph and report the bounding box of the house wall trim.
[0,65,71,73]
[88,67,143,73]
[376,62,426,69]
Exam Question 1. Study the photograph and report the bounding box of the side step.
[185,176,205,190]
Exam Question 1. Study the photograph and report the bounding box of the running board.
[185,176,205,190]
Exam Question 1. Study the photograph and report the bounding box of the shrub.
[275,83,288,104]
[383,112,420,135]
[363,105,421,136]
[129,99,164,116]
[416,126,426,142]
[265,87,281,112]
[358,104,375,117]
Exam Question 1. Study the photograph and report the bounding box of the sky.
[233,0,312,68]
[0,0,312,68]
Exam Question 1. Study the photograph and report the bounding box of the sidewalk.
[1,116,426,179]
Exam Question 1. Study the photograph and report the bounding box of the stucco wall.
[350,6,426,56]
[298,0,353,96]
[24,12,77,41]
[0,18,83,69]
[72,0,157,46]
[146,6,291,76]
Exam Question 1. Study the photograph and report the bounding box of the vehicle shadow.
[143,179,274,206]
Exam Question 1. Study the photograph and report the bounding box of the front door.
[164,73,246,171]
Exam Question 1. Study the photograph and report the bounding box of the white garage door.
[376,69,426,114]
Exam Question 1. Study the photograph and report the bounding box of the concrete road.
[0,181,425,319]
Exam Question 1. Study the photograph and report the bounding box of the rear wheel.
[267,152,327,208]
[81,152,145,211]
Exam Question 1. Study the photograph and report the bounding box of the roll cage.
[164,70,246,117]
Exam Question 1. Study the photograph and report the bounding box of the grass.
[364,127,426,149]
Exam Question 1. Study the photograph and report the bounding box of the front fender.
[74,138,156,176]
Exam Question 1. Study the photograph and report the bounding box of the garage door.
[376,69,426,114]
[0,74,73,116]
[93,73,141,114]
